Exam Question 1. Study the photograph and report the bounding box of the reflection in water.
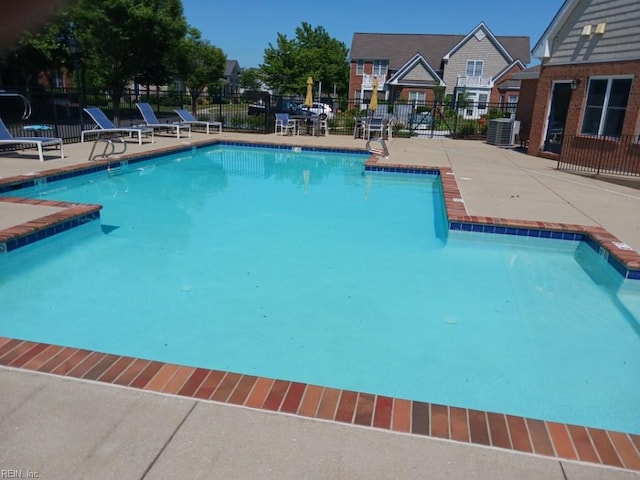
[204,146,367,191]
[303,169,310,194]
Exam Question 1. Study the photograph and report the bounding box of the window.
[466,60,483,77]
[408,91,426,106]
[478,93,488,110]
[373,60,388,76]
[52,71,64,88]
[356,60,364,75]
[581,77,632,137]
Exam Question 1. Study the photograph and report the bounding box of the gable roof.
[225,60,240,76]
[443,23,514,62]
[386,53,445,86]
[350,29,531,69]
[532,0,576,59]
[493,59,526,82]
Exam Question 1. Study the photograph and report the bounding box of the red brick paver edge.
[1,337,638,471]
[1,151,639,472]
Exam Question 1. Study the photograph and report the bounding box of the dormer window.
[466,60,483,77]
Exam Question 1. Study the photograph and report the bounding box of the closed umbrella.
[370,77,379,113]
[305,76,313,107]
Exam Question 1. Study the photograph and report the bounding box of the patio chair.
[174,109,222,134]
[82,107,154,145]
[275,113,297,136]
[136,102,191,139]
[318,113,329,136]
[365,117,386,140]
[0,117,63,162]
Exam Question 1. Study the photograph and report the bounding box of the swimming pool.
[1,144,639,435]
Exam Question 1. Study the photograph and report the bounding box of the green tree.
[71,0,187,121]
[239,67,264,91]
[261,22,349,97]
[0,14,73,88]
[173,28,226,112]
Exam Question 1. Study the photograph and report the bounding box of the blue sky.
[181,0,565,68]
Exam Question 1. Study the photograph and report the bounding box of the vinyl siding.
[402,64,438,84]
[547,0,640,65]
[443,35,510,93]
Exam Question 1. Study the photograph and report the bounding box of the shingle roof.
[225,60,240,76]
[349,32,531,69]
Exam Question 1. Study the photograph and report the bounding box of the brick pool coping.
[1,143,640,472]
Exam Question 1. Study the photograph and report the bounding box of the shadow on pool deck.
[1,132,640,479]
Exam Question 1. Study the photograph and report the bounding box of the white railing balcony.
[362,74,386,89]
[456,76,493,88]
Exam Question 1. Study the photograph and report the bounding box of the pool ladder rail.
[0,91,32,119]
[366,137,390,158]
[88,137,127,162]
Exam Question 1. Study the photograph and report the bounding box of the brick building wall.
[514,77,538,146]
[528,60,640,156]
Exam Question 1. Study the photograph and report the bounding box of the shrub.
[246,114,265,130]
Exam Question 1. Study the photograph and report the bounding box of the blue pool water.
[1,144,639,434]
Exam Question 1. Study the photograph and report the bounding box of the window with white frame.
[408,91,426,106]
[465,60,483,77]
[356,60,364,75]
[581,77,632,137]
[372,60,388,76]
[478,93,488,110]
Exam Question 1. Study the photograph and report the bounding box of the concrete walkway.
[2,368,639,480]
[1,133,639,479]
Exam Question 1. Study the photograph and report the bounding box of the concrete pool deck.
[1,132,639,479]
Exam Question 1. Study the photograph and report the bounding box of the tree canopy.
[173,28,226,112]
[71,0,188,118]
[261,22,349,97]
[239,67,264,92]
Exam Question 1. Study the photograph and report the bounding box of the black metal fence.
[0,86,518,143]
[558,135,640,177]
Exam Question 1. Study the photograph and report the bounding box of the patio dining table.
[291,114,323,136]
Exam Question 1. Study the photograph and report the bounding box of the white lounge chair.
[82,107,154,145]
[0,117,63,162]
[136,102,190,139]
[174,109,222,134]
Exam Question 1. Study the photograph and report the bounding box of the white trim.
[386,53,445,86]
[443,22,514,63]
[493,60,526,82]
[532,0,580,59]
[581,76,633,136]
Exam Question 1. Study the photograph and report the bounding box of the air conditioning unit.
[486,118,519,147]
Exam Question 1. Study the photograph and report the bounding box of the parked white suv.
[306,102,334,119]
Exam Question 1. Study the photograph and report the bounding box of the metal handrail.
[0,91,32,119]
[88,137,126,161]
[366,137,390,158]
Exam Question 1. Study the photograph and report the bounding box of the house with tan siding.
[524,0,640,173]
[348,23,530,116]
